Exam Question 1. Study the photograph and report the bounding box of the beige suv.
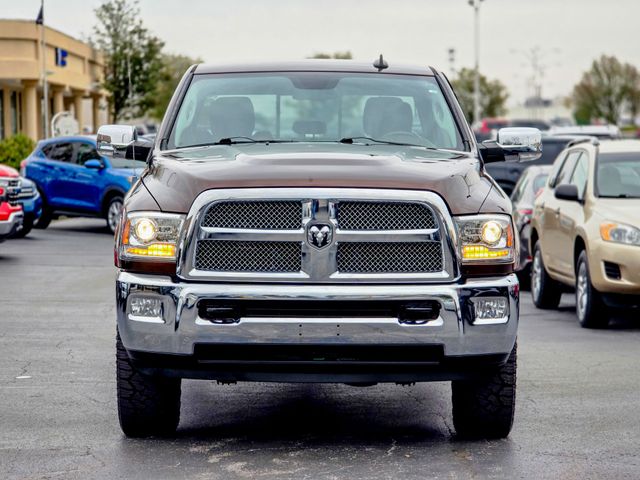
[530,139,640,328]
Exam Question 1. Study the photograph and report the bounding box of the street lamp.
[468,0,483,124]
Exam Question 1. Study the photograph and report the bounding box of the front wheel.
[531,243,562,309]
[452,342,517,439]
[12,218,33,238]
[106,196,123,234]
[576,251,608,329]
[116,333,181,437]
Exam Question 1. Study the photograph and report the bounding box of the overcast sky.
[3,0,639,106]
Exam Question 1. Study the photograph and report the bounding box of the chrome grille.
[202,201,302,229]
[17,187,34,199]
[195,240,302,272]
[183,189,455,283]
[338,201,436,230]
[337,242,443,273]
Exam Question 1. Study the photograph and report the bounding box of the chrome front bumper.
[0,211,23,239]
[116,272,519,360]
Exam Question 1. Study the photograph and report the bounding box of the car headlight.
[454,214,515,263]
[118,211,185,261]
[600,221,640,246]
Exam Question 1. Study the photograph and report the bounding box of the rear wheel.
[452,342,517,439]
[106,196,123,234]
[576,251,608,329]
[531,243,562,309]
[116,333,181,437]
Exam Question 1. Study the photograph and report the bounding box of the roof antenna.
[373,54,388,71]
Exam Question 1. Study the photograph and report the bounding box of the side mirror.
[96,124,137,159]
[480,127,542,163]
[84,159,104,170]
[555,183,580,202]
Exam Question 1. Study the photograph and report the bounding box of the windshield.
[596,153,640,198]
[167,72,464,151]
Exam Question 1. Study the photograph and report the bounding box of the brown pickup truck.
[100,60,542,439]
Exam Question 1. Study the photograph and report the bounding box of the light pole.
[469,0,483,124]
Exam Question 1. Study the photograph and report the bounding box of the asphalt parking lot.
[1,217,639,480]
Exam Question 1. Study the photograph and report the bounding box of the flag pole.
[39,0,49,139]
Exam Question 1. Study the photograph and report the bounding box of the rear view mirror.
[496,127,542,162]
[84,159,104,169]
[555,184,580,202]
[97,125,137,159]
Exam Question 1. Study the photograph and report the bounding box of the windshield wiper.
[179,137,294,148]
[600,194,640,198]
[339,136,435,149]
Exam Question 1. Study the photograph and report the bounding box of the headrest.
[363,97,413,138]
[210,96,255,140]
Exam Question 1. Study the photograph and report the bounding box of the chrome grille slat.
[338,201,436,230]
[195,240,302,272]
[202,201,302,229]
[337,242,443,273]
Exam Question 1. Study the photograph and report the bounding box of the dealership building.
[0,19,108,141]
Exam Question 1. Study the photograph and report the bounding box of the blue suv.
[22,136,145,233]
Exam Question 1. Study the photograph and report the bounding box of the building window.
[10,91,19,135]
[0,89,4,139]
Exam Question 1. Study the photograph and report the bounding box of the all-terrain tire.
[116,333,181,437]
[452,342,517,439]
[531,243,562,309]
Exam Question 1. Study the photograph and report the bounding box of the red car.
[0,165,24,242]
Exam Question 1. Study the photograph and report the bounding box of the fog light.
[130,296,163,321]
[470,297,509,325]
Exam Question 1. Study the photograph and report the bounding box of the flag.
[35,5,43,25]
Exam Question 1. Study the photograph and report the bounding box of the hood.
[0,164,19,178]
[593,199,640,227]
[142,143,506,215]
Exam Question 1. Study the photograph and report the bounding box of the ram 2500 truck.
[101,60,542,438]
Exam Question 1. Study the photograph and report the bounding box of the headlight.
[600,222,640,246]
[454,214,515,263]
[118,211,185,261]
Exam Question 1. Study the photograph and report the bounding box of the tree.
[308,51,353,60]
[151,53,202,120]
[571,55,640,124]
[93,0,165,122]
[451,68,509,124]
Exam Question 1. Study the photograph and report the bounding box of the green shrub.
[0,134,36,169]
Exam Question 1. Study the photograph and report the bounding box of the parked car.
[510,165,553,286]
[472,117,508,142]
[548,125,621,140]
[530,138,640,328]
[106,60,542,439]
[485,135,582,195]
[0,165,42,238]
[21,136,145,233]
[0,173,23,243]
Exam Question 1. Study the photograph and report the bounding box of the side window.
[76,143,101,165]
[569,154,589,199]
[553,151,581,188]
[47,142,75,163]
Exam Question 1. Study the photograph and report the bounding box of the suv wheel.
[531,243,562,309]
[576,251,608,329]
[12,217,33,238]
[452,342,517,439]
[106,196,123,234]
[116,333,181,437]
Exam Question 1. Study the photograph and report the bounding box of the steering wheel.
[380,131,437,148]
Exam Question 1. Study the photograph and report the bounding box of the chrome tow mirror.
[496,127,542,162]
[96,125,137,159]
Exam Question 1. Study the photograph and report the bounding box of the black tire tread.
[452,342,517,439]
[576,251,608,329]
[116,333,181,437]
[532,244,562,309]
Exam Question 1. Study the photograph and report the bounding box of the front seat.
[210,96,256,141]
[363,97,413,138]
